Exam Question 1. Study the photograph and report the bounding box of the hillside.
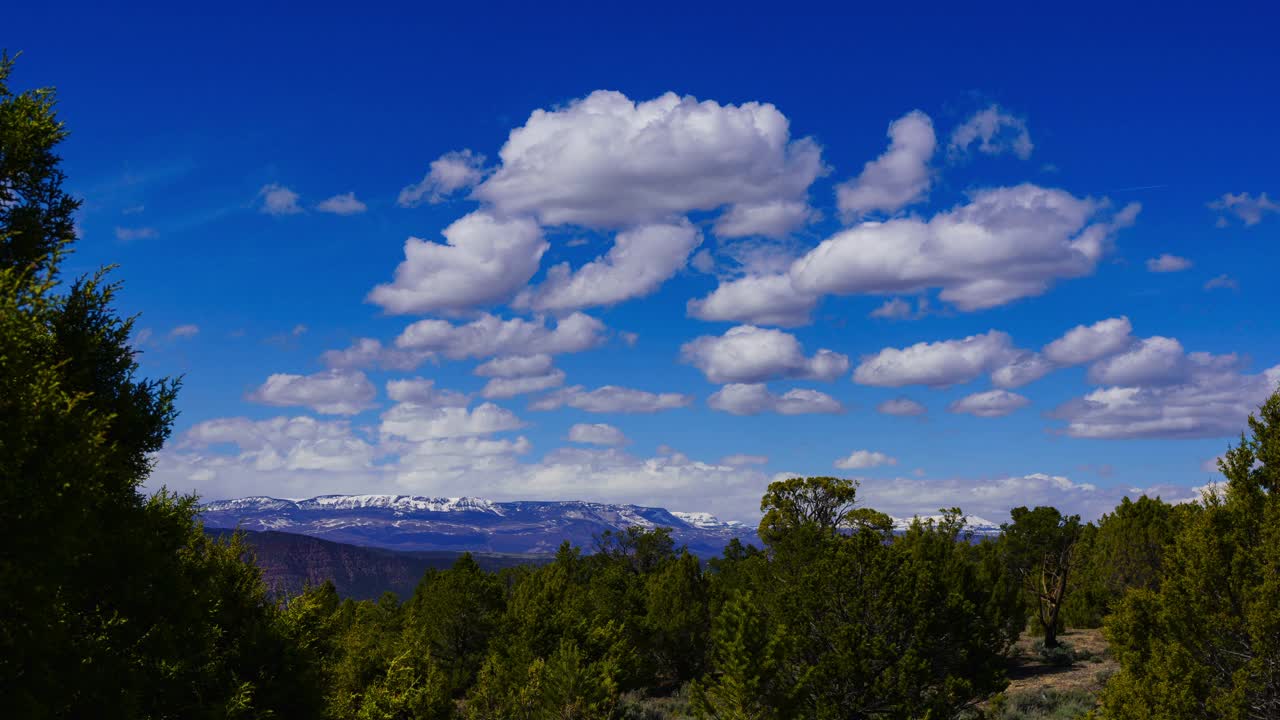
[207,528,542,600]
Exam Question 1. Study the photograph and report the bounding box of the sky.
[8,1,1279,522]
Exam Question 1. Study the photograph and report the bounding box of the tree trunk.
[1042,564,1069,649]
[1043,617,1059,649]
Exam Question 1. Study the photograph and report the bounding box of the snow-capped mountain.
[201,495,1004,557]
[200,495,756,556]
[889,514,1003,536]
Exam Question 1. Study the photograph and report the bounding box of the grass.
[988,688,1097,719]
[617,689,692,719]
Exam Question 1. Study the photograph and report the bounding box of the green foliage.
[644,550,710,686]
[688,592,791,720]
[1033,639,1076,668]
[695,480,1021,718]
[1062,495,1180,628]
[988,688,1096,719]
[1001,506,1083,648]
[0,52,79,277]
[1099,388,1280,719]
[35,48,1280,720]
[0,54,322,718]
[353,649,453,720]
[756,475,890,546]
[462,634,625,719]
[406,553,505,692]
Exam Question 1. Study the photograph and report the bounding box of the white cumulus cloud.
[854,330,1017,388]
[567,423,629,446]
[398,149,486,207]
[948,105,1033,160]
[792,184,1138,312]
[247,369,377,415]
[1087,337,1191,386]
[515,221,701,311]
[834,450,898,469]
[1043,317,1134,366]
[258,183,303,215]
[474,354,555,378]
[473,90,824,234]
[681,325,848,384]
[321,338,433,372]
[1053,350,1280,439]
[990,352,1057,389]
[380,402,525,441]
[481,371,566,399]
[836,110,936,220]
[707,383,843,415]
[316,192,367,215]
[178,416,378,473]
[384,378,469,407]
[686,273,819,327]
[1208,191,1278,227]
[395,312,606,360]
[367,212,547,314]
[531,385,693,414]
[1146,254,1192,273]
[947,389,1031,417]
[877,397,928,416]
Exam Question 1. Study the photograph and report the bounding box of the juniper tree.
[1100,388,1280,719]
[1000,506,1082,648]
[0,53,321,718]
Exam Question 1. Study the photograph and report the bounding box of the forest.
[3,54,1280,720]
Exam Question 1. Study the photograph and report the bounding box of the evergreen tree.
[702,477,1020,718]
[354,648,454,720]
[0,53,76,276]
[1063,495,1181,627]
[643,550,710,688]
[1000,506,1082,648]
[689,592,792,720]
[0,54,321,718]
[406,554,505,693]
[1100,388,1280,718]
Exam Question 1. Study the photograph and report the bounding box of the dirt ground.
[1002,628,1118,696]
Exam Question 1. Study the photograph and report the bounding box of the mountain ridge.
[200,494,1002,557]
[201,494,753,556]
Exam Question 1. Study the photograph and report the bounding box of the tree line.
[3,54,1279,719]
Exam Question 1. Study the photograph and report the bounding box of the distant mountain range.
[200,494,1003,557]
[201,495,1004,599]
[200,495,759,557]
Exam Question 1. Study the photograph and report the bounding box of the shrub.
[1033,639,1075,668]
[991,688,1096,719]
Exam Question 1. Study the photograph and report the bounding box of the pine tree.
[689,592,791,720]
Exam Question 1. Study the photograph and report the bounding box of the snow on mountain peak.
[889,514,1002,533]
[301,495,505,515]
[671,511,743,530]
[203,494,506,516]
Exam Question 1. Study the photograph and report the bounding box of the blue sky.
[9,1,1279,521]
